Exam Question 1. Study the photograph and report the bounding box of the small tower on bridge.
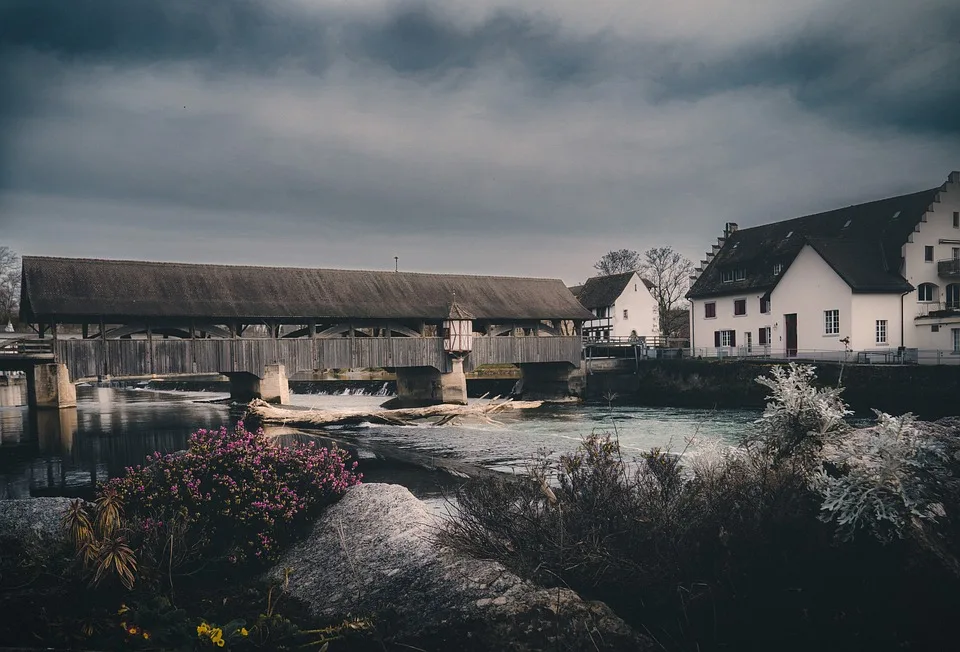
[443,295,474,355]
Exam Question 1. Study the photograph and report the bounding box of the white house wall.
[768,245,854,356]
[611,272,660,339]
[901,174,960,354]
[849,293,904,353]
[690,291,772,356]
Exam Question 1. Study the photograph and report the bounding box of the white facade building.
[687,171,960,363]
[570,271,660,341]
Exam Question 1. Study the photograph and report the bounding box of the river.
[0,382,759,503]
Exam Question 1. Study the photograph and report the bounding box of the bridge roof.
[20,257,593,323]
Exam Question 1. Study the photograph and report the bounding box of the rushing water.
[0,382,760,502]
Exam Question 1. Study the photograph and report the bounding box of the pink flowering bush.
[106,421,361,565]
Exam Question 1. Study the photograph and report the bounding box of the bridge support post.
[389,361,467,408]
[26,363,77,409]
[515,362,584,400]
[260,364,290,405]
[227,372,261,404]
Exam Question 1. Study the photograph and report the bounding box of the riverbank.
[583,358,960,419]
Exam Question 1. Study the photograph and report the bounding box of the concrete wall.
[584,359,960,420]
[26,363,76,409]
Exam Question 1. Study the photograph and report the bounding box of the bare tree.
[593,249,640,276]
[639,247,693,340]
[0,246,21,327]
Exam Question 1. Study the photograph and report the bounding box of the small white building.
[570,271,660,341]
[686,171,960,363]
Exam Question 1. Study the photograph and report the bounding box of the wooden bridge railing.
[56,335,582,379]
[0,338,55,358]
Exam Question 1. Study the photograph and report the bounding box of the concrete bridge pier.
[260,364,290,405]
[226,364,290,405]
[390,359,468,408]
[26,363,77,409]
[515,362,585,400]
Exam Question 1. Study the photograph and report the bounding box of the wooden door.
[784,313,798,357]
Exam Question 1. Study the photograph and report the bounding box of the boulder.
[269,483,651,651]
[0,497,74,545]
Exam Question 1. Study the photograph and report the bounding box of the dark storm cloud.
[651,25,960,136]
[1,0,958,140]
[0,0,958,272]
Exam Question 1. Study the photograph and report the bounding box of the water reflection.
[0,385,230,500]
[1,385,762,502]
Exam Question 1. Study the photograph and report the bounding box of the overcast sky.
[0,0,957,284]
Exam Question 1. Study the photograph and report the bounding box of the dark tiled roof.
[806,238,913,293]
[19,257,594,322]
[687,186,942,299]
[572,272,652,309]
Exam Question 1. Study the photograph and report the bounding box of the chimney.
[724,222,739,239]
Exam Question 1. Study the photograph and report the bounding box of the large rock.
[0,497,74,545]
[270,483,651,651]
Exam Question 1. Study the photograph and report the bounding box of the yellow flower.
[239,627,249,637]
[210,628,224,645]
[197,622,211,636]
[216,640,225,648]
[142,632,150,640]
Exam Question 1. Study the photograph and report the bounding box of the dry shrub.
[441,366,960,651]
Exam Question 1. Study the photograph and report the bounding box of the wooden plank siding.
[56,335,581,379]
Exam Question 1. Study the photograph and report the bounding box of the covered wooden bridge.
[19,256,591,406]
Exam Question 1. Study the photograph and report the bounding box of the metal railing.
[915,301,960,318]
[937,258,960,278]
[583,335,686,348]
[689,346,960,365]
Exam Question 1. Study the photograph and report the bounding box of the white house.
[686,170,960,363]
[569,271,660,341]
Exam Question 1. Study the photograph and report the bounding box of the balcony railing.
[937,258,960,277]
[916,301,960,319]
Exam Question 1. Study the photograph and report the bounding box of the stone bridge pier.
[226,363,290,404]
[25,363,77,409]
[389,359,467,408]
[515,361,585,400]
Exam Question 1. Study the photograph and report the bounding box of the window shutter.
[714,331,721,347]
[758,328,766,345]
[730,331,736,347]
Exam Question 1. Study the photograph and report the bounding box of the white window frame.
[824,309,840,336]
[719,330,734,347]
[947,284,960,309]
[876,319,887,345]
[953,328,960,354]
[918,283,937,303]
[720,268,747,283]
[925,245,935,262]
[762,326,771,348]
[773,263,783,276]
[744,330,752,353]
